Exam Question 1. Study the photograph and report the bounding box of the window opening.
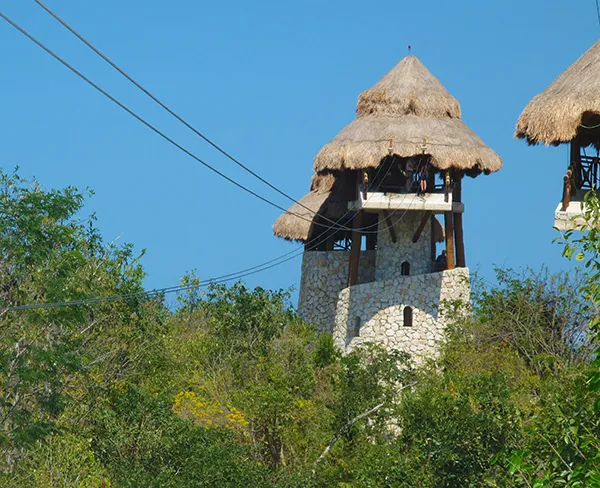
[403,307,413,327]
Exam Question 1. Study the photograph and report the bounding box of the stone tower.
[273,55,502,360]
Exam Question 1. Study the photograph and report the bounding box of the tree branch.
[312,382,416,474]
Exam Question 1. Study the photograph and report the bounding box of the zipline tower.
[517,41,600,230]
[274,55,502,360]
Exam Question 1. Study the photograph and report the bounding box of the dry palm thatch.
[272,191,331,241]
[516,41,600,146]
[314,55,502,174]
[313,116,502,173]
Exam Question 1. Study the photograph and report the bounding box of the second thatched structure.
[516,40,600,229]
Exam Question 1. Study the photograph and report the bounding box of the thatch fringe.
[311,172,336,193]
[272,192,331,241]
[314,116,502,173]
[516,41,600,145]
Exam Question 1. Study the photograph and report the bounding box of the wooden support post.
[412,211,432,243]
[454,214,465,267]
[347,212,363,287]
[570,139,581,190]
[430,215,437,271]
[444,211,455,270]
[452,177,466,267]
[382,210,397,243]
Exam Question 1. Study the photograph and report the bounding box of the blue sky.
[0,0,596,301]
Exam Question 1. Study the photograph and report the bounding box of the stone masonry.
[376,211,433,280]
[333,268,470,361]
[297,210,470,362]
[298,250,376,333]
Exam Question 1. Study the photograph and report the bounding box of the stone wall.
[298,250,376,332]
[375,210,434,281]
[332,268,470,361]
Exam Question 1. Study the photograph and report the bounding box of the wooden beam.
[454,214,465,267]
[570,139,581,189]
[444,211,455,270]
[412,211,432,243]
[347,212,363,287]
[430,214,437,271]
[382,210,397,243]
[452,177,466,267]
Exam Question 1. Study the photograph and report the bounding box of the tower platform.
[348,191,464,213]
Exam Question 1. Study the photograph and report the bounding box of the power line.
[1,8,435,236]
[26,0,430,235]
[596,0,600,29]
[0,12,435,311]
[4,161,422,312]
[0,10,357,233]
[29,0,362,232]
[5,209,342,311]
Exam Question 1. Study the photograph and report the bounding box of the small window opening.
[351,316,361,338]
[401,261,410,276]
[403,307,413,327]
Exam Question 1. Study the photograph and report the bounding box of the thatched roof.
[314,55,502,174]
[313,116,502,173]
[516,41,600,145]
[273,191,331,241]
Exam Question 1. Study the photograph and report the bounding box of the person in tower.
[436,249,447,271]
[418,163,429,195]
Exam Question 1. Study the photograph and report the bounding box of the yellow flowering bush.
[173,391,248,432]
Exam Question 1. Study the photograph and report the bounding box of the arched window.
[403,307,413,327]
[401,261,410,276]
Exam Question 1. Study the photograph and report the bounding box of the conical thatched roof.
[314,55,502,174]
[516,41,600,145]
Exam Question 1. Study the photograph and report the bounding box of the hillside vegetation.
[1,168,599,487]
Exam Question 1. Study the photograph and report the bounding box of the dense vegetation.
[1,168,599,487]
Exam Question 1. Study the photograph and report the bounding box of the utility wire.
[29,0,362,232]
[596,0,600,29]
[26,1,431,235]
[1,8,437,235]
[0,13,434,311]
[5,159,419,312]
[0,10,360,232]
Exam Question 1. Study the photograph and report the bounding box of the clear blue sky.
[0,0,596,300]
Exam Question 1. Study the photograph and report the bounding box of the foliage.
[2,167,600,487]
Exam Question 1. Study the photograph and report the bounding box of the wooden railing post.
[562,167,573,211]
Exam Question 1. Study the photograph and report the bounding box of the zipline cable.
[5,161,418,312]
[22,1,429,235]
[0,10,362,233]
[26,0,382,232]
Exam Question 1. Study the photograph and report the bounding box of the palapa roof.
[314,55,502,174]
[516,41,600,146]
[273,54,500,242]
